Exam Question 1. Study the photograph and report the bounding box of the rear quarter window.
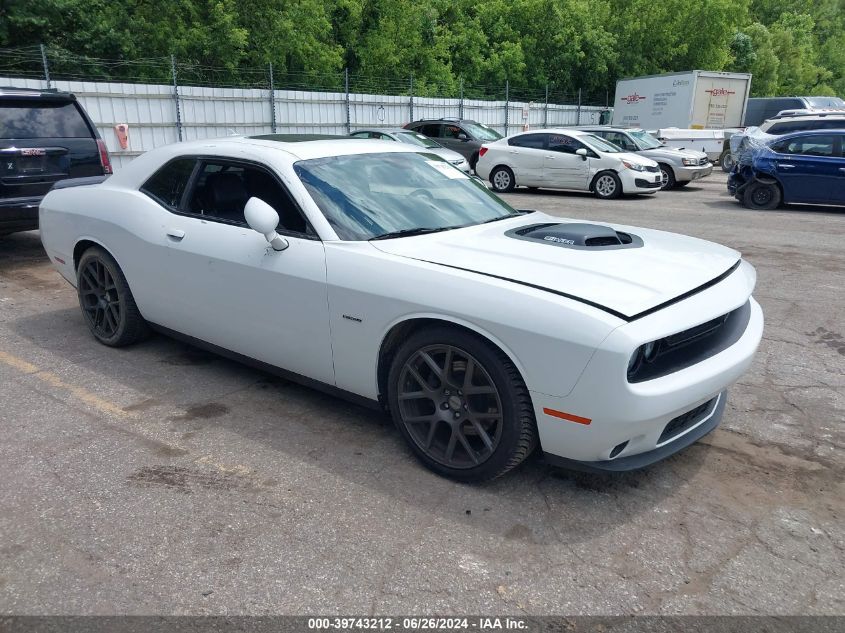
[0,100,92,139]
[141,158,196,209]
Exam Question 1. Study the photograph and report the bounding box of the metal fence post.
[459,78,464,120]
[171,54,183,142]
[344,68,351,133]
[577,88,582,125]
[268,62,277,134]
[409,75,414,122]
[504,80,509,136]
[40,44,51,89]
[544,83,549,128]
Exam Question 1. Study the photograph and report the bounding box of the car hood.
[641,147,708,161]
[613,152,658,168]
[371,212,741,320]
[425,147,467,163]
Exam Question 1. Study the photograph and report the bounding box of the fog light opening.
[609,441,629,459]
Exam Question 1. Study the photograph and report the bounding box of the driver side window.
[184,160,314,237]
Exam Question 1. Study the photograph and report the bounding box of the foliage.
[0,0,842,99]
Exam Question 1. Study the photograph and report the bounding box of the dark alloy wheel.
[388,327,537,481]
[742,181,781,210]
[77,247,149,346]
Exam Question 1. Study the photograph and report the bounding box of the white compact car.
[39,136,763,481]
[475,128,663,198]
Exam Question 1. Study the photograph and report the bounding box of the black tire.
[742,181,781,210]
[592,171,622,199]
[674,180,690,188]
[387,326,537,482]
[77,246,149,346]
[658,164,676,190]
[489,166,515,193]
[720,151,735,172]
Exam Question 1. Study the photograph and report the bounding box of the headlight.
[621,160,646,171]
[682,158,698,166]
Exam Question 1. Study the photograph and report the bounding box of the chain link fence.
[1,45,612,170]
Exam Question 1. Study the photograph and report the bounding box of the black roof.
[0,87,76,101]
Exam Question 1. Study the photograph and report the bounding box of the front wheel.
[742,181,781,210]
[490,166,515,193]
[658,164,676,190]
[77,246,149,346]
[593,172,622,199]
[387,327,537,481]
[720,151,735,172]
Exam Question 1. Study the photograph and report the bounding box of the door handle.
[777,163,795,169]
[166,228,185,241]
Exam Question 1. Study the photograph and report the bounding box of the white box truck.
[612,70,752,130]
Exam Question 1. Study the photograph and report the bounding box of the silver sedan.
[350,128,471,172]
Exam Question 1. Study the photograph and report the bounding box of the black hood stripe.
[407,257,742,323]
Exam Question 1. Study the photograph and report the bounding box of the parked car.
[39,136,762,481]
[1,87,111,235]
[403,118,502,170]
[727,111,845,171]
[743,96,845,128]
[728,129,845,210]
[350,128,470,172]
[476,128,662,198]
[575,126,712,189]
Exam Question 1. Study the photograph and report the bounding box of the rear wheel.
[742,181,781,210]
[658,164,676,189]
[490,166,515,193]
[593,172,622,199]
[77,247,149,346]
[720,151,735,172]
[388,327,537,481]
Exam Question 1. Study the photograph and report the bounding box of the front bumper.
[620,169,662,193]
[544,391,725,472]
[532,261,763,470]
[674,162,713,183]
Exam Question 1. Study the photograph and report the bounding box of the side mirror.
[576,148,588,160]
[245,197,288,251]
[457,132,470,141]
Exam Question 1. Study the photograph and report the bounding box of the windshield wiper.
[370,226,456,240]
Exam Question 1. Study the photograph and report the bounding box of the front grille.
[635,177,660,188]
[644,165,660,173]
[628,299,751,383]
[658,397,716,444]
[699,157,710,166]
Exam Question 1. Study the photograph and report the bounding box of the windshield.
[628,129,664,150]
[804,97,845,108]
[395,132,442,149]
[581,134,622,153]
[462,122,502,141]
[294,152,519,240]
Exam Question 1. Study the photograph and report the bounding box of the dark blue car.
[728,130,845,209]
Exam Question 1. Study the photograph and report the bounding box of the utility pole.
[409,74,414,122]
[459,78,464,120]
[344,68,351,134]
[504,80,509,136]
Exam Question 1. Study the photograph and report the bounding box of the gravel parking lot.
[0,172,842,616]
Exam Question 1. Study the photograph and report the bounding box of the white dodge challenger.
[39,135,764,481]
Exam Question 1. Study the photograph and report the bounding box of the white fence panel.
[1,75,608,170]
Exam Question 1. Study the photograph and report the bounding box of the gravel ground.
[0,171,842,616]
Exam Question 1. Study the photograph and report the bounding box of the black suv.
[1,87,111,235]
[403,118,502,170]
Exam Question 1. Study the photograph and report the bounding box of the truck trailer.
[612,70,752,130]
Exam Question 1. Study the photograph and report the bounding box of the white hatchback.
[476,128,663,199]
